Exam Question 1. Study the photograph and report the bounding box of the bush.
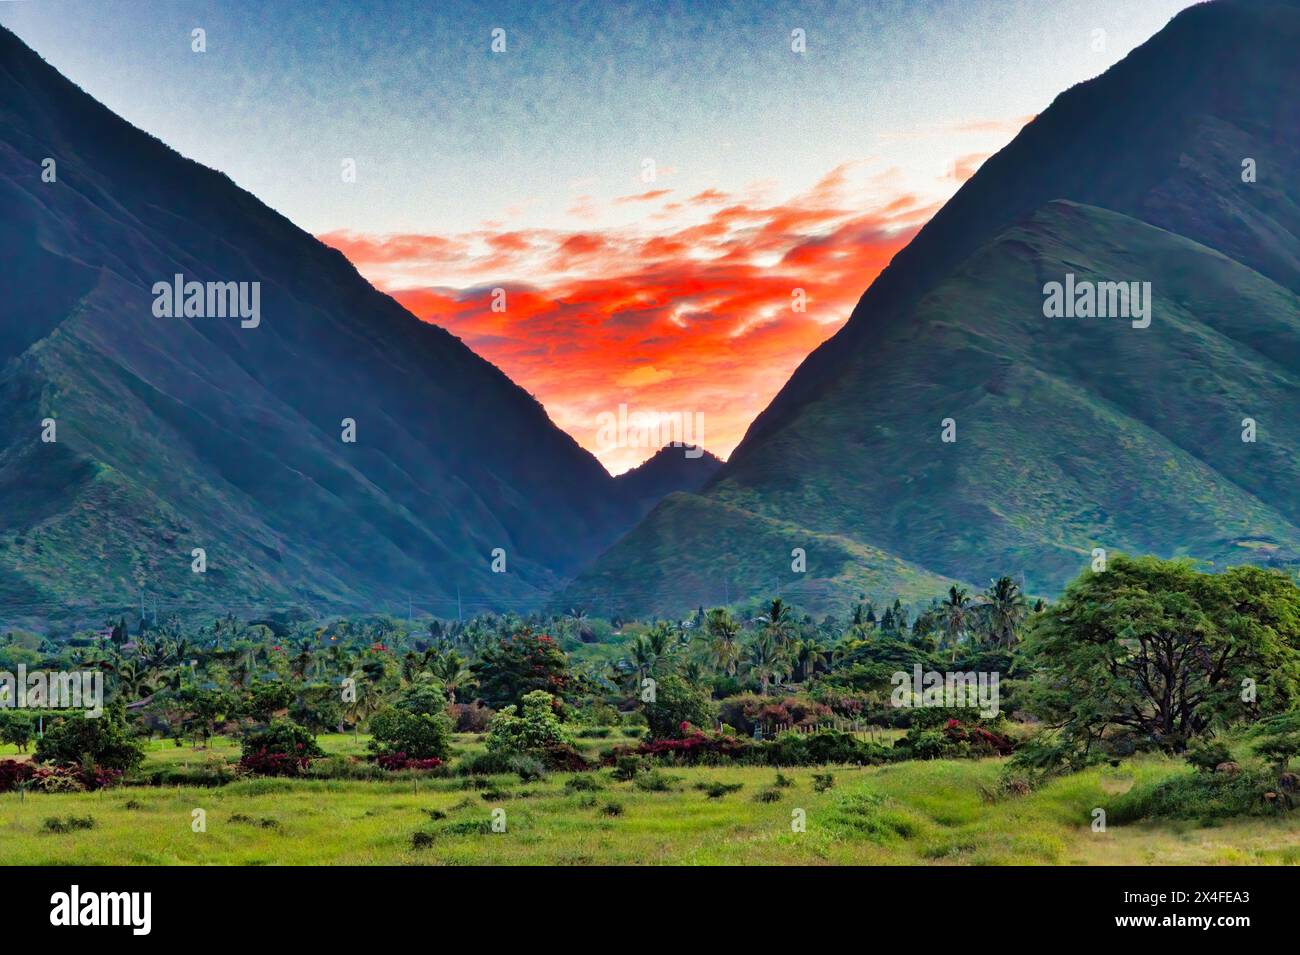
[1111,769,1289,822]
[0,759,121,793]
[611,755,643,781]
[456,750,515,776]
[41,815,96,834]
[700,781,743,799]
[1186,739,1233,773]
[717,695,833,737]
[766,730,894,767]
[240,719,323,776]
[34,712,144,774]
[369,705,453,762]
[564,775,604,793]
[486,690,581,769]
[643,675,715,740]
[374,753,445,772]
[633,770,680,792]
[631,732,754,765]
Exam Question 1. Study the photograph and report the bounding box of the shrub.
[239,719,323,776]
[374,752,445,772]
[717,695,833,737]
[633,770,680,792]
[41,815,96,834]
[564,775,604,793]
[485,690,580,769]
[1111,769,1289,822]
[643,675,715,740]
[456,750,514,776]
[630,732,753,765]
[766,730,894,767]
[611,755,643,781]
[1186,739,1233,773]
[700,781,743,799]
[813,773,835,792]
[34,712,143,774]
[369,707,453,762]
[510,754,547,782]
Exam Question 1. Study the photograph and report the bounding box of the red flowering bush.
[0,759,122,792]
[942,719,1015,756]
[375,752,444,771]
[239,719,324,776]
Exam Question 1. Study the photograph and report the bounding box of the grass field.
[2,733,1298,865]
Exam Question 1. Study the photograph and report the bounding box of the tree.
[982,576,1028,647]
[792,639,827,682]
[745,635,784,695]
[706,609,741,677]
[175,684,235,747]
[485,690,573,758]
[759,598,796,649]
[1253,712,1300,774]
[472,629,572,709]
[1025,556,1300,756]
[35,708,144,773]
[0,711,34,752]
[941,585,972,662]
[368,683,453,760]
[643,674,715,739]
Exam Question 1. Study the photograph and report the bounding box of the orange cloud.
[320,167,931,474]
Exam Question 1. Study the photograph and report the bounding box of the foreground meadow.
[3,733,1297,865]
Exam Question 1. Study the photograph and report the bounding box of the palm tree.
[646,622,673,660]
[983,576,1028,647]
[431,651,476,702]
[792,639,827,682]
[565,607,595,644]
[342,668,383,740]
[706,608,741,677]
[745,636,781,695]
[630,635,658,685]
[759,598,796,650]
[941,585,972,662]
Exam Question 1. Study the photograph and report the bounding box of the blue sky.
[2,0,1199,237]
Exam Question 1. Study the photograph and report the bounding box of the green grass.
[3,744,1296,864]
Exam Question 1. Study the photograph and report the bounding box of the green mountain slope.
[0,26,704,625]
[564,0,1300,615]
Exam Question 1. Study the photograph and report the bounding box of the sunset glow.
[321,160,963,474]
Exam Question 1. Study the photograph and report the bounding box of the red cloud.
[320,167,931,473]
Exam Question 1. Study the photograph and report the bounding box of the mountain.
[563,0,1300,617]
[611,446,723,523]
[0,25,704,625]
